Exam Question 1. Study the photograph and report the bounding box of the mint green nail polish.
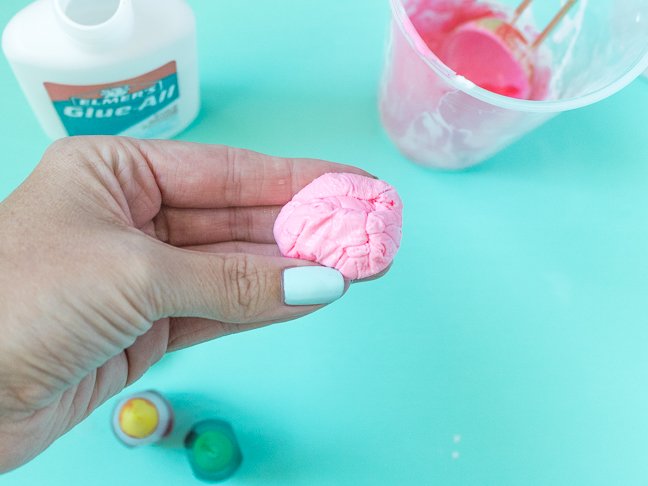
[283,267,345,306]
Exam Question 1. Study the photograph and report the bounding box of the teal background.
[2,1,648,485]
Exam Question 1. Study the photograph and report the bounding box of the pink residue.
[379,0,555,169]
[405,0,551,100]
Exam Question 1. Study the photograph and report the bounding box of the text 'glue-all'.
[2,0,200,140]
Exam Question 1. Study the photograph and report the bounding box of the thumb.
[150,245,348,324]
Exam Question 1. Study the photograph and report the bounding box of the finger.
[149,244,349,325]
[184,244,392,280]
[132,138,374,208]
[166,314,309,352]
[154,206,281,246]
[184,242,282,257]
[184,244,390,284]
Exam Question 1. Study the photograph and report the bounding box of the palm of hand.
[0,137,367,471]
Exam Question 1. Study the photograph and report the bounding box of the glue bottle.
[2,0,199,139]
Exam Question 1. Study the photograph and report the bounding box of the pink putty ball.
[273,173,403,280]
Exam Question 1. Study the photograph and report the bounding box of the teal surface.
[2,1,648,485]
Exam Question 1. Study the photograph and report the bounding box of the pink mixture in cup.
[380,0,553,169]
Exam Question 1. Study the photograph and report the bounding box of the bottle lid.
[112,391,173,446]
[185,420,243,482]
[53,0,135,45]
[118,398,159,439]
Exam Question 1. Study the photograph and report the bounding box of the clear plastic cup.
[379,0,648,170]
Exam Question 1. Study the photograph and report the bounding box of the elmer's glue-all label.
[44,61,180,137]
[2,0,199,140]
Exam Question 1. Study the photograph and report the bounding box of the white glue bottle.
[2,0,200,140]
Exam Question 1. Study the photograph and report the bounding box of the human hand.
[0,136,376,472]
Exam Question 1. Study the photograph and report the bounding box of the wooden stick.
[532,0,578,49]
[511,0,533,26]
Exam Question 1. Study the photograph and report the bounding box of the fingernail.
[282,267,345,306]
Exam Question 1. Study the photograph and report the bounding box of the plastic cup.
[379,0,648,170]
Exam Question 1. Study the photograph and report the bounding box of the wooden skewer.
[512,0,578,48]
[532,0,578,49]
[511,0,533,26]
